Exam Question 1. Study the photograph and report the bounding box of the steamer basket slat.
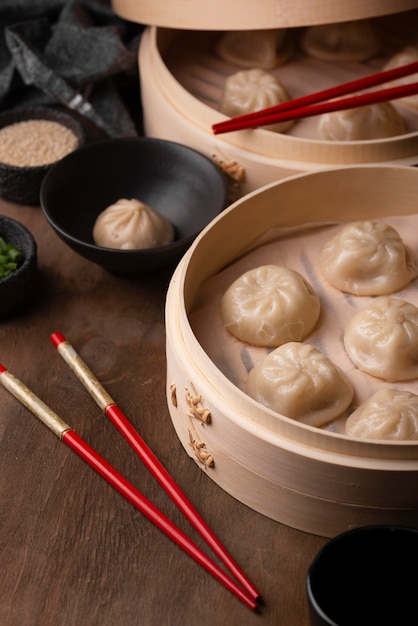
[165,166,418,537]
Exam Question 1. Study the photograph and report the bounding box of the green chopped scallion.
[0,237,23,278]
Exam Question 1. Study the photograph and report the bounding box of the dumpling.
[216,29,293,69]
[344,297,418,382]
[317,102,406,141]
[319,221,417,295]
[299,20,380,62]
[382,46,418,111]
[247,342,354,426]
[345,388,418,440]
[221,265,320,347]
[219,69,294,133]
[93,198,174,250]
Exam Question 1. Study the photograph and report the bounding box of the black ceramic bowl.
[40,137,228,274]
[0,216,37,318]
[307,524,418,626]
[0,107,85,205]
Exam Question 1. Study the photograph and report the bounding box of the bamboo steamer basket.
[165,165,418,537]
[135,7,418,193]
[113,0,418,30]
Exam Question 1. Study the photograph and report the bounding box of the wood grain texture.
[0,197,326,626]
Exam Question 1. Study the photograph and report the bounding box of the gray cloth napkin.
[0,0,144,137]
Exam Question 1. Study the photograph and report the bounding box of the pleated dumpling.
[221,265,320,347]
[247,342,354,426]
[93,198,174,250]
[216,29,293,69]
[299,20,380,62]
[319,221,417,295]
[345,388,418,440]
[382,46,418,111]
[219,69,294,133]
[344,297,418,382]
[317,102,406,141]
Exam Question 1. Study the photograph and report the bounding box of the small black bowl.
[40,137,227,274]
[0,216,37,318]
[307,524,418,626]
[0,107,85,205]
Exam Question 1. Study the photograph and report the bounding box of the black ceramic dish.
[0,107,85,205]
[307,524,418,626]
[40,137,228,274]
[0,216,37,318]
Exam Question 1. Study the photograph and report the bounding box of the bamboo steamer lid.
[165,165,418,537]
[139,22,418,194]
[112,0,418,29]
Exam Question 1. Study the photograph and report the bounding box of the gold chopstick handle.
[0,366,71,438]
[51,333,114,411]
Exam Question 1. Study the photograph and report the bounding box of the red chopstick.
[212,60,418,134]
[0,364,258,611]
[50,332,261,604]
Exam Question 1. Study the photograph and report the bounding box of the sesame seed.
[0,119,79,167]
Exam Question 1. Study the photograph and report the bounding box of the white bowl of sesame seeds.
[0,107,85,205]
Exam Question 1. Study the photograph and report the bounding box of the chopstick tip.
[50,331,66,347]
[0,364,7,374]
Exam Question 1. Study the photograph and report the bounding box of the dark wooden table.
[0,195,327,626]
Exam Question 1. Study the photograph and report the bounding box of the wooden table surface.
[0,194,328,626]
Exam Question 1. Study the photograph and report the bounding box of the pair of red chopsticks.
[212,60,418,134]
[0,332,260,611]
